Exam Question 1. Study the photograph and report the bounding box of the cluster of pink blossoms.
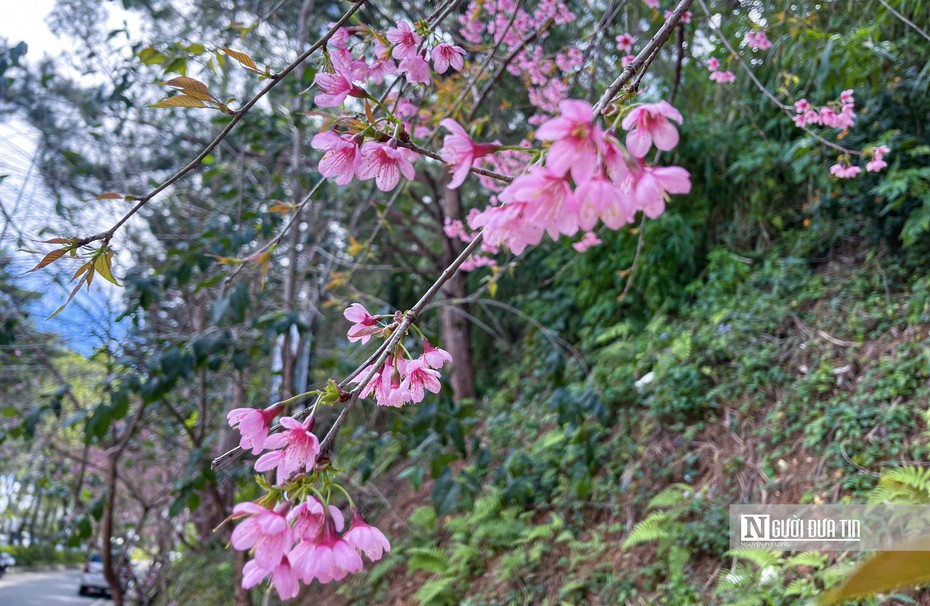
[792,90,856,130]
[343,304,453,407]
[830,145,890,179]
[744,30,772,51]
[232,498,390,600]
[226,406,390,599]
[455,99,690,254]
[707,57,735,84]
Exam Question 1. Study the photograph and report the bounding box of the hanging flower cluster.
[744,30,772,50]
[707,57,735,84]
[792,90,856,130]
[344,304,453,407]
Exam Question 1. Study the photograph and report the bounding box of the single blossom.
[709,70,735,83]
[343,509,391,562]
[231,502,293,570]
[615,33,636,53]
[290,514,363,584]
[706,57,720,72]
[794,98,810,113]
[343,302,382,344]
[310,131,361,186]
[840,89,854,104]
[398,54,431,84]
[643,0,659,8]
[621,101,684,158]
[357,142,417,191]
[622,55,636,68]
[398,357,442,404]
[313,63,363,108]
[830,163,861,179]
[501,166,579,241]
[745,30,772,50]
[536,99,603,181]
[226,403,282,455]
[572,231,603,253]
[866,158,887,172]
[431,43,466,74]
[628,164,692,219]
[254,417,320,484]
[386,20,421,59]
[439,119,499,188]
[575,177,630,231]
[242,557,300,601]
[421,340,453,369]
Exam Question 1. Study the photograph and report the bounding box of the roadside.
[0,569,113,605]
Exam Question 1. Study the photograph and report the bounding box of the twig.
[592,0,695,114]
[877,0,930,43]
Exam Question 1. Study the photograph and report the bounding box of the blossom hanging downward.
[439,119,499,188]
[356,142,417,192]
[227,403,283,454]
[343,303,383,344]
[254,416,320,485]
[621,101,684,158]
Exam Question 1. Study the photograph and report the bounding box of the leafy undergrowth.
[301,232,930,605]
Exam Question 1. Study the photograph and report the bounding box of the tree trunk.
[440,185,476,400]
[102,454,125,606]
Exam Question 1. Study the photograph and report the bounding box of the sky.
[1,1,132,355]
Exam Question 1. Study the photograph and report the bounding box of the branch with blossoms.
[209,0,702,595]
[697,0,890,178]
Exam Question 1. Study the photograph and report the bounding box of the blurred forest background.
[3,0,930,604]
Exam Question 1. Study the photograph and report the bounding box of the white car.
[78,553,110,597]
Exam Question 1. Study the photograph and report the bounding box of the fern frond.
[647,483,693,510]
[623,512,674,548]
[725,549,781,569]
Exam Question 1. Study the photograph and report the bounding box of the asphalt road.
[0,569,112,606]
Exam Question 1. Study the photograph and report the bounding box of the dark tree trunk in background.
[441,185,476,401]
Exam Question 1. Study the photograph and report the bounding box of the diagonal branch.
[73,0,368,248]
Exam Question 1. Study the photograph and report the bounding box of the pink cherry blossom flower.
[310,131,361,186]
[819,106,838,127]
[421,340,453,369]
[536,99,603,181]
[290,514,363,584]
[242,556,300,601]
[357,142,417,191]
[572,231,603,252]
[231,502,293,570]
[314,63,364,108]
[709,70,735,83]
[793,113,807,128]
[615,33,636,53]
[803,109,821,125]
[575,177,631,231]
[329,26,351,49]
[643,0,659,8]
[622,54,636,68]
[707,57,720,72]
[344,509,391,562]
[386,20,421,60]
[866,158,887,172]
[226,403,283,455]
[830,163,861,179]
[502,166,579,240]
[439,119,499,189]
[432,43,466,74]
[628,164,692,219]
[621,101,683,158]
[255,417,320,484]
[794,98,810,113]
[665,10,692,23]
[840,89,854,104]
[343,303,382,344]
[398,53,431,84]
[469,200,545,255]
[365,58,396,84]
[745,31,772,50]
[399,357,442,403]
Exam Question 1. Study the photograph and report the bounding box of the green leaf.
[320,378,340,405]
